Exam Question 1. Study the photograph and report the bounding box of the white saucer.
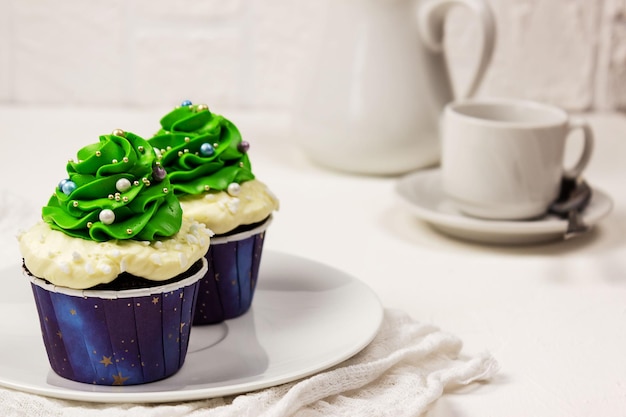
[396,169,614,245]
[0,251,383,403]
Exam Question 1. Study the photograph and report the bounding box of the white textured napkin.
[0,192,498,417]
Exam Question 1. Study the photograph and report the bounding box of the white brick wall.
[0,0,625,112]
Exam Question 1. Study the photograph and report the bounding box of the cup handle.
[417,0,496,98]
[563,117,594,179]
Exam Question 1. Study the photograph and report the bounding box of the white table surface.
[1,105,625,416]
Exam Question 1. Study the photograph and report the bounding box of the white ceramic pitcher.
[292,0,496,175]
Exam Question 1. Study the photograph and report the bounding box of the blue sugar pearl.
[61,180,77,195]
[200,143,215,157]
[58,178,69,190]
[181,100,192,107]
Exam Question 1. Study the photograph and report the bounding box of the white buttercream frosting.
[180,179,279,235]
[18,218,212,289]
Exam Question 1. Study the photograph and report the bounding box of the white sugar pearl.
[99,209,115,225]
[116,178,132,193]
[227,182,241,196]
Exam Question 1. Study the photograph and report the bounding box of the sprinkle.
[163,187,168,194]
[204,185,210,191]
[178,253,188,268]
[150,254,163,265]
[184,137,190,143]
[72,201,79,207]
[57,261,70,274]
[226,198,240,214]
[98,264,112,274]
[122,157,129,163]
[133,181,140,186]
[108,194,114,199]
[122,196,129,202]
[95,151,102,157]
[87,222,93,228]
[126,228,133,234]
[178,151,183,157]
[154,241,163,249]
[138,146,144,152]
[112,159,118,164]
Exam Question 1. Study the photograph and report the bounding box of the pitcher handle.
[417,0,496,98]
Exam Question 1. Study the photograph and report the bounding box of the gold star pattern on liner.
[70,309,77,315]
[56,330,62,339]
[112,372,130,386]
[180,323,186,332]
[152,297,159,304]
[100,356,113,367]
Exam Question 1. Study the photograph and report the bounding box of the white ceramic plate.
[396,169,614,245]
[0,251,383,403]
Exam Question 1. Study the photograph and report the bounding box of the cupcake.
[18,129,211,385]
[150,101,279,324]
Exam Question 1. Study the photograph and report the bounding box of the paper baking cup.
[26,258,207,386]
[193,216,271,325]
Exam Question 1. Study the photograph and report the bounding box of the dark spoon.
[548,177,593,238]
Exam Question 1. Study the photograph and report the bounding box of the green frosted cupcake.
[18,129,211,385]
[150,101,279,324]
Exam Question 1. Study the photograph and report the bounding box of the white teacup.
[441,98,594,220]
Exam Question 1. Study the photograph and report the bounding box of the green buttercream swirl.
[149,104,254,196]
[42,132,183,242]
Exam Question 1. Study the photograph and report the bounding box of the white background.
[1,0,626,112]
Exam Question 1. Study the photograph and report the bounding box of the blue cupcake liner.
[26,258,207,386]
[193,217,271,325]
